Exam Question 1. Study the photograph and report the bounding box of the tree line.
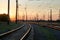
[0,14,9,22]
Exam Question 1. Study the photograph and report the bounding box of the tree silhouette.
[0,14,9,22]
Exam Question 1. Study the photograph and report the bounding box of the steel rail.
[20,24,31,40]
[0,24,24,37]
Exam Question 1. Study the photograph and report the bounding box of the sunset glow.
[0,0,60,21]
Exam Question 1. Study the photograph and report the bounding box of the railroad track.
[42,25,60,30]
[0,24,24,37]
[0,24,32,40]
[48,25,60,30]
[20,24,31,40]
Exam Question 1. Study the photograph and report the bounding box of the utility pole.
[36,13,39,24]
[50,9,52,25]
[59,9,60,20]
[25,7,27,22]
[34,16,36,22]
[16,0,18,24]
[48,12,49,21]
[22,13,25,22]
[50,9,52,22]
[7,0,10,24]
[43,14,45,21]
[36,13,38,21]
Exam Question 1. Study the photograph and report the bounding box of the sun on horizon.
[0,0,60,21]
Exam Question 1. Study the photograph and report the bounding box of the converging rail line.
[48,25,60,30]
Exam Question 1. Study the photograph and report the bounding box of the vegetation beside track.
[0,22,23,34]
[38,25,56,40]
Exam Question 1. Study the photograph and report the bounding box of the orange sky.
[0,0,60,21]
